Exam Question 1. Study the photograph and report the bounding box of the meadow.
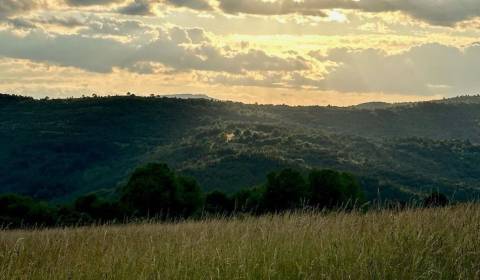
[1,204,479,280]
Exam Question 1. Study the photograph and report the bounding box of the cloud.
[186,27,210,44]
[2,0,480,28]
[35,15,87,27]
[64,0,122,6]
[133,29,309,73]
[80,18,151,36]
[0,29,135,72]
[164,0,213,11]
[6,17,37,29]
[0,0,39,19]
[5,0,478,28]
[218,0,331,16]
[117,0,155,15]
[0,26,308,74]
[217,0,480,26]
[311,43,480,95]
[207,43,480,96]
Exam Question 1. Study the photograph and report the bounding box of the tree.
[177,176,204,217]
[308,169,363,209]
[0,194,56,228]
[120,163,181,218]
[205,191,232,214]
[74,193,122,222]
[423,192,449,207]
[232,187,263,213]
[263,168,307,212]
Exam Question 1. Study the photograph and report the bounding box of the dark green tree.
[120,163,181,218]
[308,169,363,209]
[74,193,122,222]
[177,176,204,217]
[0,194,56,228]
[232,187,263,213]
[423,192,449,207]
[263,168,307,212]
[205,190,232,214]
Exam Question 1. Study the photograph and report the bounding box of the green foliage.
[308,169,364,209]
[0,162,451,228]
[0,194,56,227]
[423,192,449,208]
[205,191,233,214]
[177,176,204,217]
[120,163,182,218]
[232,187,263,213]
[74,193,122,222]
[119,163,205,219]
[263,169,308,212]
[3,94,480,202]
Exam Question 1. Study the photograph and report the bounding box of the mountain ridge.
[2,93,480,202]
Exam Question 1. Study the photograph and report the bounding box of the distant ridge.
[161,94,214,100]
[353,95,480,110]
[3,92,480,202]
[432,95,480,105]
[352,102,393,110]
[2,92,480,107]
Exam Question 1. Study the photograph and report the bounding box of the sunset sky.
[1,0,480,105]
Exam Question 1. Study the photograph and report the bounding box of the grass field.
[1,205,480,279]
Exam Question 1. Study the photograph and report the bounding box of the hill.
[160,93,214,100]
[2,93,480,201]
[351,101,394,110]
[1,204,479,279]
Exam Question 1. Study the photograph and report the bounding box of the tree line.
[0,163,448,229]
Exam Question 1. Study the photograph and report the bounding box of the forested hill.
[2,93,480,202]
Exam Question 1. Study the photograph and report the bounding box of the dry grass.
[1,205,480,279]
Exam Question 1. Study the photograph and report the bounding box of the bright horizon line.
[1,91,457,107]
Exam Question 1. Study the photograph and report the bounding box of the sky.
[1,0,480,106]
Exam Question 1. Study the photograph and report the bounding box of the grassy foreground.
[1,205,480,279]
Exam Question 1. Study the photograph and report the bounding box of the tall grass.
[1,204,479,279]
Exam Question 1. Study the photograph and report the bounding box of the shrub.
[423,192,449,207]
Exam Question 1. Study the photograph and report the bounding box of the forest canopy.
[0,162,451,229]
[1,94,479,204]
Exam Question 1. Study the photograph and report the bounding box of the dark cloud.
[0,0,38,19]
[164,0,212,11]
[6,17,37,29]
[2,0,479,28]
[186,27,210,44]
[117,0,154,15]
[65,0,122,6]
[65,0,212,14]
[36,15,87,27]
[218,0,332,16]
[217,0,480,26]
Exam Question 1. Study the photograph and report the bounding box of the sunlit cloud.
[1,0,480,105]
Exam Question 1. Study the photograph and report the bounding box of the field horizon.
[2,204,479,279]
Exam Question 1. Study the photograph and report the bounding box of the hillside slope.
[2,94,480,201]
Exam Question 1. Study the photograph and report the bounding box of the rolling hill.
[2,93,480,202]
